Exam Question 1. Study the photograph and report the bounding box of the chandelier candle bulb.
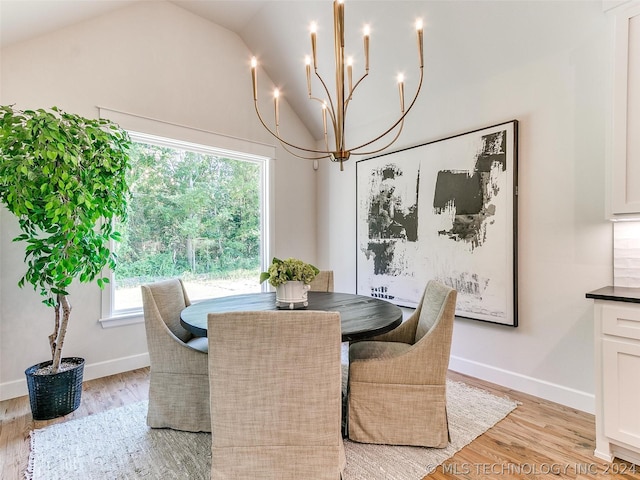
[397,74,405,112]
[416,19,424,67]
[347,57,353,94]
[273,88,280,127]
[322,103,328,136]
[310,22,318,69]
[363,24,370,72]
[322,103,330,153]
[251,57,258,100]
[305,56,312,96]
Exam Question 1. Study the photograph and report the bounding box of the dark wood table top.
[180,291,403,342]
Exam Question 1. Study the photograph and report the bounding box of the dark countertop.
[586,286,640,304]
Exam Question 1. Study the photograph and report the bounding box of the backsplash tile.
[614,221,640,287]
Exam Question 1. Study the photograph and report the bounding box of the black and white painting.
[356,120,518,326]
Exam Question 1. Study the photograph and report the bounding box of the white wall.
[0,1,318,399]
[317,0,612,413]
[0,0,615,411]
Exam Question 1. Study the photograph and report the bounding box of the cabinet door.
[602,338,640,447]
[611,3,640,215]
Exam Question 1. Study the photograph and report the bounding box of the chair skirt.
[147,371,211,432]
[348,381,448,447]
[211,445,344,480]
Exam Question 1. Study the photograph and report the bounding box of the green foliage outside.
[116,142,261,288]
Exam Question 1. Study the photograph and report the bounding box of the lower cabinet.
[594,302,640,465]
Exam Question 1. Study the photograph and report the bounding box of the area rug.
[26,380,517,480]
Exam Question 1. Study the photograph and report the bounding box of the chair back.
[309,270,334,292]
[415,280,457,343]
[142,278,210,432]
[141,278,192,343]
[208,310,344,480]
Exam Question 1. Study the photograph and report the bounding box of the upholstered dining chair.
[207,310,345,480]
[309,270,334,292]
[347,280,457,447]
[141,278,211,432]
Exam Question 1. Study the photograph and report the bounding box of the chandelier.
[250,0,424,170]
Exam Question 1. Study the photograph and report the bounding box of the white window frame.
[97,108,274,328]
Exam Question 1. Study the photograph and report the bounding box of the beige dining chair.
[347,280,457,447]
[207,310,345,480]
[141,278,211,432]
[309,270,334,292]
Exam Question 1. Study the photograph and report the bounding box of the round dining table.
[180,291,403,342]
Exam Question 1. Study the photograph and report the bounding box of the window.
[100,130,271,327]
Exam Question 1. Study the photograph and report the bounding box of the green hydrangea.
[259,257,320,287]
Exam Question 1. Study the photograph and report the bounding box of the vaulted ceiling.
[0,1,601,141]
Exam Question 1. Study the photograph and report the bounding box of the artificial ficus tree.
[0,105,131,373]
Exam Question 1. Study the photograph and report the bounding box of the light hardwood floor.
[1,368,638,479]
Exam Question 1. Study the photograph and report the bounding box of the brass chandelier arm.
[277,137,332,161]
[253,101,333,156]
[275,111,332,160]
[351,118,405,157]
[349,65,424,153]
[345,71,369,108]
[250,1,425,170]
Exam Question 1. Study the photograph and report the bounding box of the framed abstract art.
[356,120,518,326]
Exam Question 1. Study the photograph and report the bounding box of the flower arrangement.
[260,257,319,287]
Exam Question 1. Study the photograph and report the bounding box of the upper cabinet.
[609,1,640,217]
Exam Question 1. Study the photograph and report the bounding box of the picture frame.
[356,120,518,327]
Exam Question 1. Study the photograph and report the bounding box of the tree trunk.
[51,294,72,373]
[186,237,196,271]
[49,303,61,360]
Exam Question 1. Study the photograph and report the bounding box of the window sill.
[99,311,144,328]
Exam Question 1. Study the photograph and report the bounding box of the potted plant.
[260,257,319,309]
[0,105,131,419]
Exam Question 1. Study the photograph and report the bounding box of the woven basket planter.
[25,357,85,420]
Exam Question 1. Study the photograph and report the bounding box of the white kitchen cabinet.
[588,286,640,465]
[609,1,640,216]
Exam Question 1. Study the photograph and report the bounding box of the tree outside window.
[114,141,263,311]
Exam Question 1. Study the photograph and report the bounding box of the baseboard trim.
[449,355,595,414]
[3,351,595,413]
[0,353,150,401]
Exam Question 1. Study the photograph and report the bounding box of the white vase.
[275,281,310,309]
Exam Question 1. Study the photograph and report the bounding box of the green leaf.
[0,104,131,329]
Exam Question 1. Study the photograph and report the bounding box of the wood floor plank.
[1,368,638,479]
